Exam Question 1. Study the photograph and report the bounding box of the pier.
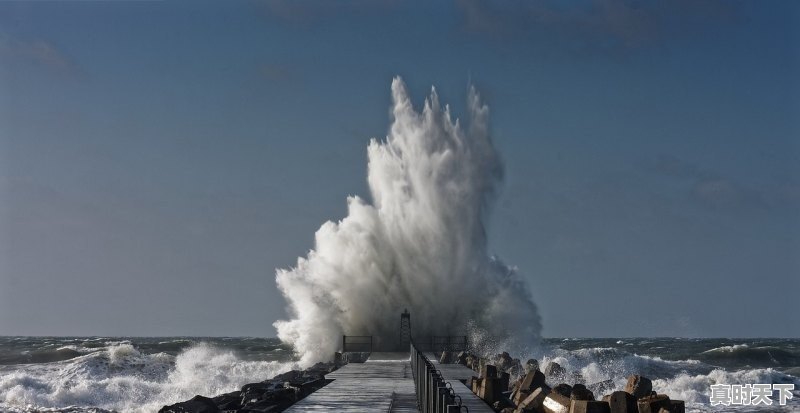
[285,310,493,412]
[285,350,492,413]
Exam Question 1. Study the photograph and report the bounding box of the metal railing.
[342,335,373,352]
[413,336,469,352]
[411,339,468,413]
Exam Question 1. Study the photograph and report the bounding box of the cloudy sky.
[0,0,797,338]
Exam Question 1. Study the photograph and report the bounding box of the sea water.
[0,337,798,412]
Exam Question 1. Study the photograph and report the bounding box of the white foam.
[0,342,296,413]
[274,77,542,366]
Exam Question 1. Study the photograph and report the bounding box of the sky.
[0,0,797,338]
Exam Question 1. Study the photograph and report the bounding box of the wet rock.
[211,391,241,410]
[524,359,539,374]
[519,370,546,393]
[668,400,686,413]
[606,391,637,413]
[636,394,671,413]
[456,351,470,366]
[623,375,652,399]
[481,364,498,378]
[553,383,573,398]
[570,386,594,401]
[517,387,550,412]
[586,379,615,397]
[440,350,452,364]
[568,399,610,413]
[542,392,571,413]
[544,362,567,382]
[158,395,220,413]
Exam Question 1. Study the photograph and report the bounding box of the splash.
[274,77,542,366]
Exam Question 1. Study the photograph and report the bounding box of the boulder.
[606,391,637,413]
[636,394,671,413]
[668,400,685,413]
[542,392,571,413]
[519,370,546,393]
[456,351,469,366]
[544,362,567,382]
[524,359,540,374]
[570,387,595,401]
[158,395,219,413]
[553,383,573,398]
[623,375,652,399]
[211,391,241,410]
[587,380,615,397]
[569,400,610,413]
[481,364,498,378]
[517,387,550,412]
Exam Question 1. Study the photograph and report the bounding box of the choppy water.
[0,337,797,412]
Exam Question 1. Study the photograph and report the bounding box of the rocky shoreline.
[442,350,686,413]
[158,360,340,413]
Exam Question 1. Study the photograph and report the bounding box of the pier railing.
[342,335,373,352]
[410,339,468,413]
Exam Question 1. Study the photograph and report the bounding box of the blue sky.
[0,0,798,338]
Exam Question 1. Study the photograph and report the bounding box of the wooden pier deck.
[285,353,493,412]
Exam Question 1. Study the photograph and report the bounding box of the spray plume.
[274,77,541,366]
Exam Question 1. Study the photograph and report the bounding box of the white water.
[274,77,542,366]
[0,343,295,413]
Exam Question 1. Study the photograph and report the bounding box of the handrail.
[342,335,373,352]
[410,339,469,413]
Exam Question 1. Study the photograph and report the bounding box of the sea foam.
[0,342,295,413]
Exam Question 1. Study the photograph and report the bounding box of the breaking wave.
[0,342,295,413]
[274,77,542,366]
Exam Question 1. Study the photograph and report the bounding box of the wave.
[505,345,800,412]
[0,342,296,413]
[698,344,799,368]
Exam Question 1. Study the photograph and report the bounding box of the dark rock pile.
[450,351,686,413]
[158,361,339,413]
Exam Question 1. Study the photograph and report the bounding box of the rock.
[553,383,573,398]
[472,377,483,394]
[478,376,498,404]
[542,392,571,413]
[623,375,652,399]
[211,391,241,410]
[520,370,546,393]
[158,395,220,413]
[440,351,452,364]
[570,387,595,401]
[668,400,685,413]
[606,391,637,413]
[524,359,540,374]
[571,372,586,385]
[587,380,615,397]
[493,352,518,375]
[636,394,671,413]
[456,351,469,366]
[517,387,550,412]
[569,400,610,413]
[544,362,567,382]
[481,364,498,378]
[500,371,511,393]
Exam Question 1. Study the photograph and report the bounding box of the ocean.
[0,337,797,412]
